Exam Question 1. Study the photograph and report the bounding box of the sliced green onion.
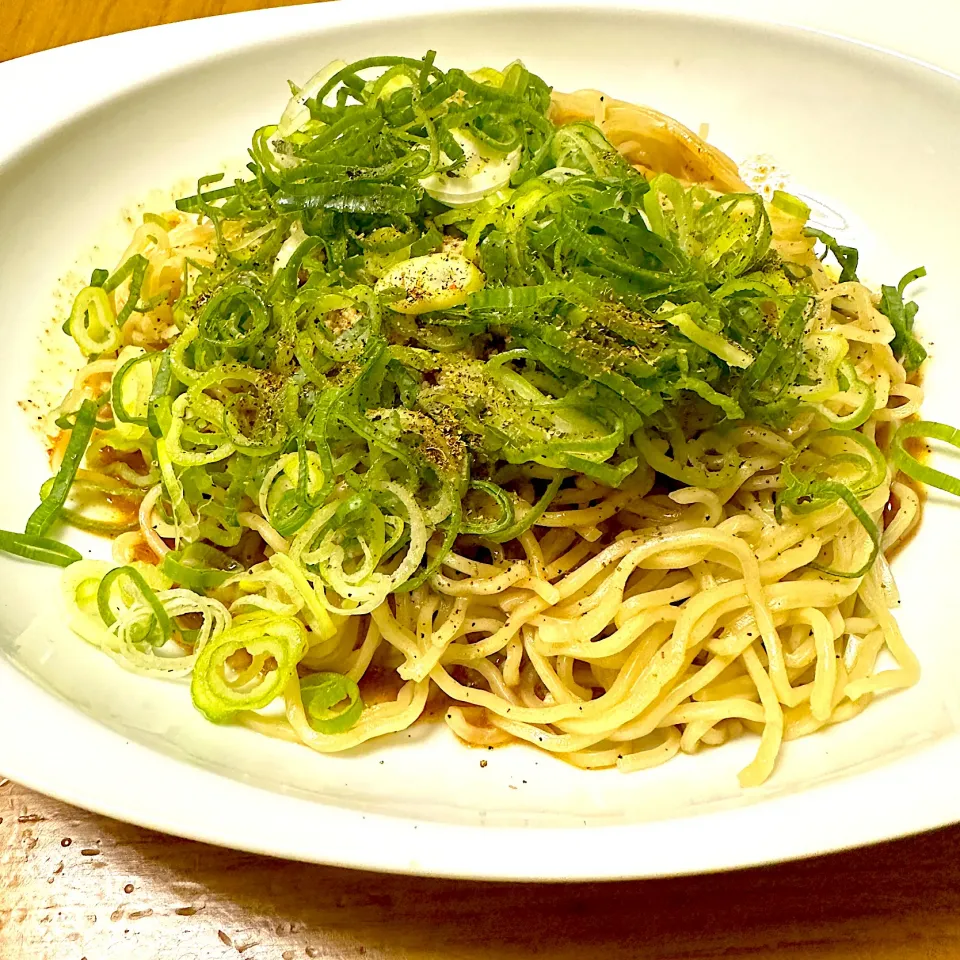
[162,544,243,591]
[26,399,99,537]
[776,469,880,579]
[489,475,562,543]
[771,190,810,220]
[812,361,875,429]
[805,227,859,283]
[191,615,307,722]
[879,267,927,372]
[300,672,364,733]
[460,479,516,536]
[147,351,176,439]
[97,565,172,646]
[111,255,150,328]
[809,482,880,579]
[36,56,947,631]
[67,286,119,356]
[112,351,158,426]
[0,531,82,567]
[892,420,960,496]
[810,428,887,495]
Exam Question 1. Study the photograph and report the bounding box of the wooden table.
[4,774,960,960]
[4,3,960,958]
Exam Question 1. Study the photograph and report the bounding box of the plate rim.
[2,0,960,881]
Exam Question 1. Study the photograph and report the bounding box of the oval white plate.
[3,0,960,881]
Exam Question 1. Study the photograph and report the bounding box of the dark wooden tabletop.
[5,776,960,959]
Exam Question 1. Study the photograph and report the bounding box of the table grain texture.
[3,3,960,958]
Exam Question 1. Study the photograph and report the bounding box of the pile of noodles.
[48,84,923,788]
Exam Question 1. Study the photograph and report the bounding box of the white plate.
[3,0,960,881]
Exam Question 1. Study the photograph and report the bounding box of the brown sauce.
[46,429,69,466]
[91,445,149,475]
[224,530,268,569]
[101,490,141,527]
[421,689,455,724]
[356,665,454,725]
[356,664,405,707]
[130,540,162,565]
